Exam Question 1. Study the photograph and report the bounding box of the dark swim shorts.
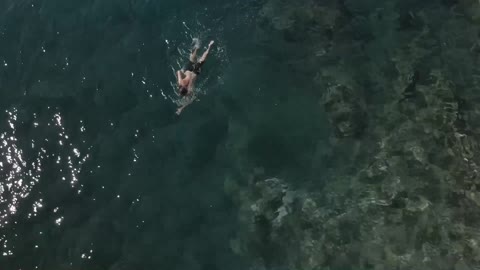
[183,60,204,75]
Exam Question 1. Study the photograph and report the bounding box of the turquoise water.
[2,0,480,269]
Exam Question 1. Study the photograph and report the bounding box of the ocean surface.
[1,0,480,269]
[0,0,327,269]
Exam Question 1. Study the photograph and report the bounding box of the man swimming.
[176,39,215,115]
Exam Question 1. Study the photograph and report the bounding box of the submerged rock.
[229,178,328,270]
[232,0,480,269]
[322,84,367,138]
[459,0,480,22]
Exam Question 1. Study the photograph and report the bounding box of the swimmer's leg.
[189,38,201,62]
[198,40,215,63]
[189,47,199,63]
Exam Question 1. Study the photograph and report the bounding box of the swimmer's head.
[179,87,188,96]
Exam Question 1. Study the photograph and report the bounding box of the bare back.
[178,71,197,92]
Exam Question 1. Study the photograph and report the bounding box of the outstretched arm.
[176,103,188,115]
[175,95,196,115]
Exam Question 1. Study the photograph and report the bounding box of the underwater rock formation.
[258,0,345,35]
[228,177,328,270]
[458,0,480,22]
[229,0,480,269]
[322,83,367,138]
[239,72,480,268]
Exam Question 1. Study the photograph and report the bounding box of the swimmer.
[176,38,215,115]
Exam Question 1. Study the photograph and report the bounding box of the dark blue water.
[0,0,327,269]
[3,0,480,269]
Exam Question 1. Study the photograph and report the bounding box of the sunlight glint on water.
[0,108,89,256]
